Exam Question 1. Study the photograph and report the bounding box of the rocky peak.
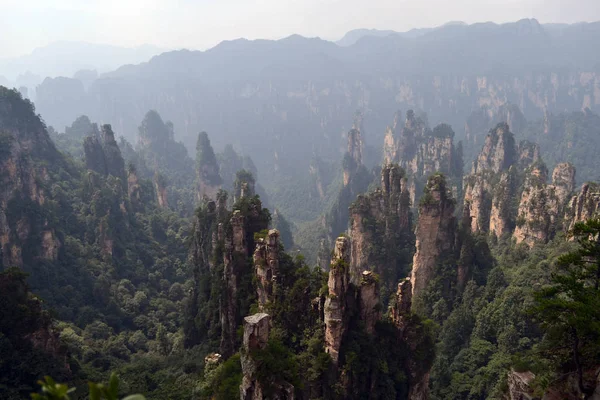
[127,164,141,204]
[349,164,412,291]
[83,135,108,175]
[411,174,457,301]
[516,140,540,170]
[0,87,65,268]
[234,170,256,201]
[196,131,222,201]
[101,124,126,182]
[254,229,280,309]
[551,162,576,203]
[240,313,271,400]
[324,235,351,366]
[390,278,412,332]
[565,182,600,232]
[358,271,380,334]
[153,172,169,209]
[513,161,569,247]
[464,123,541,238]
[472,123,516,174]
[347,128,363,168]
[83,124,125,182]
[383,110,462,205]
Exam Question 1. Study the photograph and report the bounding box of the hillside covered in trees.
[2,81,600,400]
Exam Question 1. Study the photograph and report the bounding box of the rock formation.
[127,164,142,204]
[463,123,540,238]
[240,313,271,400]
[343,128,363,187]
[83,124,126,183]
[153,173,169,209]
[185,188,270,356]
[254,229,280,309]
[220,210,247,356]
[383,110,462,205]
[514,162,576,246]
[240,313,294,400]
[358,271,380,334]
[565,182,600,232]
[323,122,372,249]
[0,87,64,268]
[411,174,457,301]
[83,135,108,175]
[324,236,351,367]
[101,125,126,182]
[390,278,412,332]
[234,170,256,201]
[196,131,222,201]
[349,164,413,293]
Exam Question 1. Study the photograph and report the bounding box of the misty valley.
[2,16,600,400]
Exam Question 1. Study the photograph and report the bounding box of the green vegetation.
[31,374,145,400]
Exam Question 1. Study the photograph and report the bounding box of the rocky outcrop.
[390,278,412,332]
[324,122,373,248]
[0,87,65,268]
[240,313,271,400]
[471,122,516,175]
[552,162,576,204]
[220,210,247,356]
[324,236,351,367]
[127,165,141,204]
[254,229,280,310]
[463,104,527,163]
[565,182,600,232]
[411,174,457,301]
[83,135,108,175]
[383,110,462,205]
[153,173,169,209]
[349,164,413,292]
[358,271,380,335]
[186,192,270,354]
[506,369,536,400]
[234,170,256,201]
[344,128,363,186]
[196,132,222,201]
[240,313,294,400]
[83,124,126,183]
[514,162,576,246]
[463,123,540,238]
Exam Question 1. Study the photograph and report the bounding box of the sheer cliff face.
[254,229,280,310]
[240,313,271,400]
[463,123,539,238]
[471,123,516,174]
[514,163,576,247]
[186,190,269,356]
[324,236,351,367]
[343,128,363,187]
[565,182,600,232]
[0,88,65,268]
[411,174,457,301]
[83,124,126,182]
[349,164,413,293]
[196,132,222,201]
[383,110,462,205]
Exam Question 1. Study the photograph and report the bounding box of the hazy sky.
[1,0,600,58]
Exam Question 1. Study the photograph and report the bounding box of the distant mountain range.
[335,21,467,46]
[0,41,166,82]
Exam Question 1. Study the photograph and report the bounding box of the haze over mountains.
[0,41,166,94]
[4,17,600,225]
[4,9,600,399]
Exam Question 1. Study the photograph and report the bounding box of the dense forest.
[2,17,600,400]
